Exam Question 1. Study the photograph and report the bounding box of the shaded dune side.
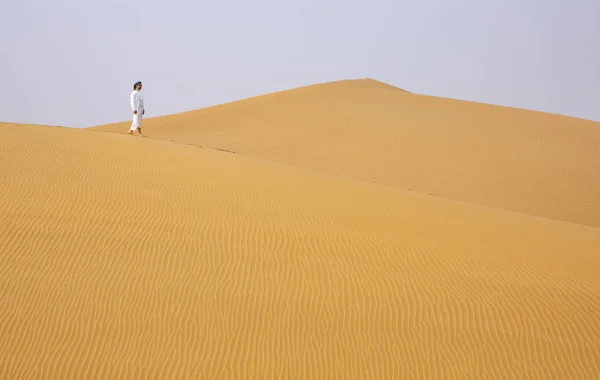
[92,79,600,227]
[1,123,600,379]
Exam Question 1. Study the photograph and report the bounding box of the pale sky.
[1,0,599,128]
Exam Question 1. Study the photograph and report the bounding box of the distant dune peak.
[89,77,600,227]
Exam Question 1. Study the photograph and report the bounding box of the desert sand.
[94,79,600,227]
[1,79,600,379]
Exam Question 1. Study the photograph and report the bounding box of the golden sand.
[93,79,600,227]
[1,80,600,378]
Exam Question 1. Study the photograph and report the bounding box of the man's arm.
[130,92,137,114]
[139,95,145,115]
[136,95,143,114]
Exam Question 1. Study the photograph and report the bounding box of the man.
[129,81,145,135]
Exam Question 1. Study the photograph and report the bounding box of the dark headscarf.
[133,81,142,90]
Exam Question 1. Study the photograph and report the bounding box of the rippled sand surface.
[1,80,600,378]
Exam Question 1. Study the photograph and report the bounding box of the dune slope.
[92,79,600,227]
[1,123,600,378]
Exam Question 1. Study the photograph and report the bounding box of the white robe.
[130,90,145,130]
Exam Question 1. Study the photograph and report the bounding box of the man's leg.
[136,114,144,135]
[129,114,139,134]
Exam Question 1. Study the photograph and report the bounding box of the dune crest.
[92,78,600,227]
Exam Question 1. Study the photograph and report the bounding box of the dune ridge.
[91,78,600,227]
[1,122,600,378]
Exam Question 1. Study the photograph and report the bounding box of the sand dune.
[1,122,599,378]
[92,79,600,227]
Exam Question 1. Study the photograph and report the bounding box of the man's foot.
[128,131,134,135]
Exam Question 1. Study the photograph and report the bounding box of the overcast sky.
[1,0,599,128]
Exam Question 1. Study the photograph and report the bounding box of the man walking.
[129,81,145,135]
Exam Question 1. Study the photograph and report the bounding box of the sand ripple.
[1,123,599,378]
